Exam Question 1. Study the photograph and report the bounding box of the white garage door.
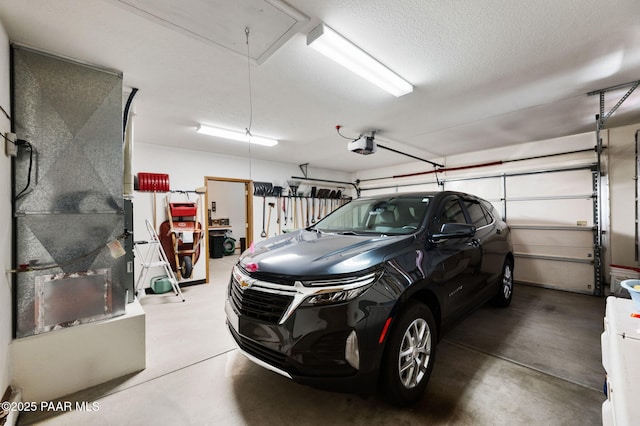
[359,148,601,295]
[446,166,597,294]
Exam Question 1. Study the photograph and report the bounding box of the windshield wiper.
[338,231,358,235]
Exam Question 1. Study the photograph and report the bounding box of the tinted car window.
[464,199,490,227]
[480,201,495,223]
[480,200,499,222]
[431,197,467,233]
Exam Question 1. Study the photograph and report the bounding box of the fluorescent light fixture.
[196,124,278,147]
[307,23,413,97]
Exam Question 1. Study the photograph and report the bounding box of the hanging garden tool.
[325,188,332,218]
[288,180,299,228]
[254,181,272,238]
[282,189,288,227]
[310,186,317,223]
[266,202,275,237]
[323,189,331,217]
[275,199,282,235]
[305,191,311,227]
[299,188,305,228]
[260,197,267,238]
[315,188,328,220]
[273,186,283,235]
[288,195,293,227]
[298,191,303,228]
[277,198,282,235]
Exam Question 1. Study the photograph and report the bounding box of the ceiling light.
[196,124,278,147]
[307,23,413,97]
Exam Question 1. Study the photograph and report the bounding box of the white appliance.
[601,296,640,425]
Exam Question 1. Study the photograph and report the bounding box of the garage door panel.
[397,183,440,193]
[507,170,593,197]
[515,257,593,293]
[445,177,502,201]
[362,160,598,294]
[507,199,593,226]
[513,244,592,259]
[363,188,398,196]
[511,229,593,251]
[513,228,593,264]
[362,183,441,196]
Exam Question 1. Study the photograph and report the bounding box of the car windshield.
[314,196,432,235]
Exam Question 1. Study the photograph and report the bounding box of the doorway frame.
[204,176,253,283]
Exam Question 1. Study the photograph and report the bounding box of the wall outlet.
[5,132,17,157]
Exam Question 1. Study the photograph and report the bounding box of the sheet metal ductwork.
[12,47,129,338]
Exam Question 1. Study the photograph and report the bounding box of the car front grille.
[229,274,294,323]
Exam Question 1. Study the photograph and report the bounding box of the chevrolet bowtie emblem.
[239,279,252,289]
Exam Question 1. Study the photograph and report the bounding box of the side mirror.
[431,223,476,240]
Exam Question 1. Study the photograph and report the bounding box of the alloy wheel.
[502,263,513,299]
[398,318,432,389]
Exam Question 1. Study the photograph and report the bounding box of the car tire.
[381,302,437,406]
[180,255,193,279]
[491,258,514,307]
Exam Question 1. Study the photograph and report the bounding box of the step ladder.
[134,219,185,302]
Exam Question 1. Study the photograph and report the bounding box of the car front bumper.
[224,289,391,396]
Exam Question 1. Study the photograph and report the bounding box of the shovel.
[266,202,275,237]
[253,181,273,197]
[305,191,311,228]
[316,188,329,219]
[273,186,283,235]
[287,181,299,228]
[310,186,317,223]
[282,193,287,228]
[253,181,273,238]
[260,197,267,237]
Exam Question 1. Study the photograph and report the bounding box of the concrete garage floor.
[20,255,606,425]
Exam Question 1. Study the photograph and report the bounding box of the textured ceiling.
[111,0,308,64]
[0,0,639,173]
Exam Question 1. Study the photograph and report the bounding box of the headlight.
[301,272,380,306]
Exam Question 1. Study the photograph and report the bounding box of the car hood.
[238,229,414,277]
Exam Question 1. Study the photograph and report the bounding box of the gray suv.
[225,191,513,405]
